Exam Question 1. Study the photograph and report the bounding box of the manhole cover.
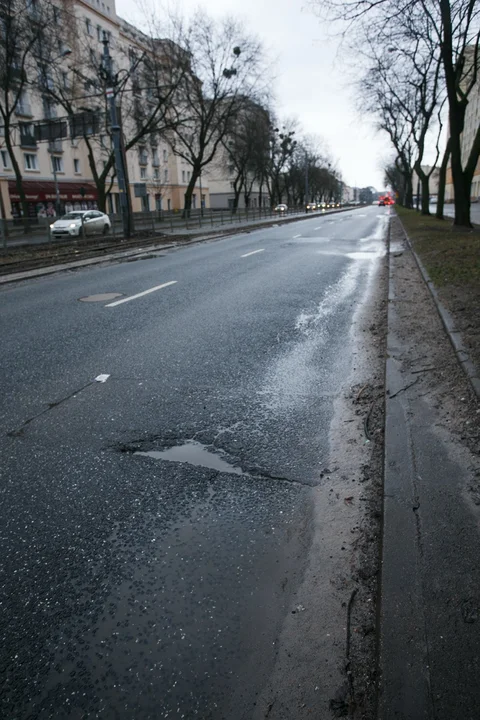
[79,293,123,302]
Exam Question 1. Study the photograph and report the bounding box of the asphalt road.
[0,206,387,719]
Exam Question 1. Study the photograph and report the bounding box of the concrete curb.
[396,212,480,399]
[0,206,359,285]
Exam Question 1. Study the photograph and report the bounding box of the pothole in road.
[135,440,248,476]
[79,293,123,302]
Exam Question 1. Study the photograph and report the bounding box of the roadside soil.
[253,229,388,720]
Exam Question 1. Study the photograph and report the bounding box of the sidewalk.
[378,215,480,719]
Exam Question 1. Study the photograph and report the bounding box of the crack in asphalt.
[6,380,95,437]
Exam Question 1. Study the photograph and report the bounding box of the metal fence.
[0,205,343,250]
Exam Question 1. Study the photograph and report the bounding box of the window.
[140,167,146,180]
[97,25,102,41]
[182,170,186,182]
[163,149,167,161]
[16,91,32,117]
[20,123,36,147]
[62,71,70,89]
[1,150,10,168]
[164,168,168,182]
[107,6,110,14]
[74,159,80,173]
[85,18,92,35]
[52,156,63,172]
[187,171,191,180]
[167,199,171,211]
[152,150,159,166]
[24,153,38,170]
[154,168,160,180]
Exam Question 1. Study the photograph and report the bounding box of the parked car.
[50,210,111,238]
[274,204,288,213]
[305,202,317,212]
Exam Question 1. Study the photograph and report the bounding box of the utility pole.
[102,32,131,238]
[304,151,309,209]
[52,161,61,216]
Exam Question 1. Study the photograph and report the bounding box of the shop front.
[8,180,98,220]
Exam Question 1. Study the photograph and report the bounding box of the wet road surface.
[0,206,387,718]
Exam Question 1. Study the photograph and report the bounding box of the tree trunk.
[436,139,451,220]
[439,0,471,227]
[5,131,29,231]
[421,176,430,215]
[183,168,200,217]
[96,185,107,213]
[404,173,413,209]
[232,176,243,213]
[258,179,264,210]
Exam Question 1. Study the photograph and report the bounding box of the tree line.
[314,0,479,227]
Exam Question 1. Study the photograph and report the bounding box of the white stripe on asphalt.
[105,281,177,307]
[241,249,264,258]
[293,234,302,238]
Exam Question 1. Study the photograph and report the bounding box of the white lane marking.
[95,374,110,383]
[292,234,302,239]
[106,281,177,307]
[241,249,264,258]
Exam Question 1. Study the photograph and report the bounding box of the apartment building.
[0,0,210,220]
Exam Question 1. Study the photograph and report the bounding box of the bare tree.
[0,0,54,228]
[265,119,298,205]
[165,12,266,216]
[221,100,271,211]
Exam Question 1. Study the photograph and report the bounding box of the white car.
[274,204,288,213]
[50,210,111,238]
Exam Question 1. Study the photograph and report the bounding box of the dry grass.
[395,206,480,373]
[395,206,480,287]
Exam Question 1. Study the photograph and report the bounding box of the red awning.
[8,180,98,202]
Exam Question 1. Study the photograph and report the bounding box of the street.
[1,206,387,719]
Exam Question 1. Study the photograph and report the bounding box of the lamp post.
[102,32,131,238]
[305,151,309,209]
[49,47,72,217]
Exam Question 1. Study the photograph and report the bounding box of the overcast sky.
[116,0,394,190]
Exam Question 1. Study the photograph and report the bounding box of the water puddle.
[135,441,247,476]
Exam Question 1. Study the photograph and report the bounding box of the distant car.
[305,202,317,212]
[50,210,111,237]
[274,204,288,213]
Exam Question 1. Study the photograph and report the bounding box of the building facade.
[0,0,210,221]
